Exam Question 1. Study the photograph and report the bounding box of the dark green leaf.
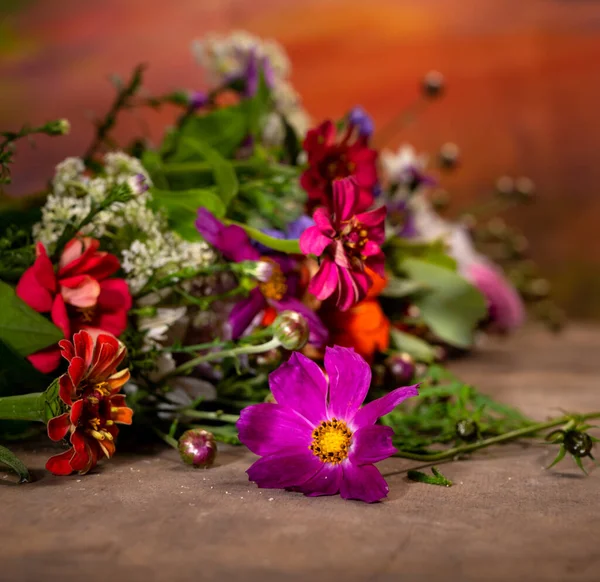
[180,139,239,206]
[0,339,48,396]
[407,466,453,487]
[401,259,487,348]
[390,329,436,363]
[380,278,427,298]
[546,444,567,469]
[152,188,226,241]
[227,221,301,254]
[0,280,63,356]
[0,444,31,483]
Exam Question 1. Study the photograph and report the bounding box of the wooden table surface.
[2,325,599,582]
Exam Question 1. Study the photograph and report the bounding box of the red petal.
[73,330,95,368]
[70,399,84,424]
[15,267,54,313]
[45,448,75,476]
[58,338,75,362]
[33,243,58,292]
[97,279,132,312]
[70,431,95,474]
[50,295,70,338]
[60,275,101,308]
[57,237,99,277]
[47,413,71,441]
[27,347,62,374]
[59,374,75,405]
[68,356,86,389]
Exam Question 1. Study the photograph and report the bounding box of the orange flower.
[321,270,390,362]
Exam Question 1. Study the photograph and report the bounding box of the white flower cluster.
[34,152,216,294]
[192,30,310,142]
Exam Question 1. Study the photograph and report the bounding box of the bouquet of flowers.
[0,31,595,500]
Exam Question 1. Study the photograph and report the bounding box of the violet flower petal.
[246,450,322,489]
[269,352,328,424]
[325,346,371,420]
[237,403,313,456]
[299,225,332,256]
[339,463,389,503]
[307,259,338,302]
[332,178,360,223]
[352,384,419,428]
[228,288,267,339]
[295,462,343,497]
[286,215,315,239]
[349,425,396,465]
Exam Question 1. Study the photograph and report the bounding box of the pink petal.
[237,403,313,457]
[312,207,336,237]
[268,352,327,425]
[356,205,387,231]
[308,259,338,302]
[58,238,87,271]
[299,225,332,257]
[362,241,381,257]
[295,462,342,497]
[325,346,371,421]
[332,177,360,222]
[353,385,419,428]
[246,450,322,489]
[60,275,101,308]
[340,462,389,503]
[97,279,132,311]
[16,266,54,313]
[366,253,385,277]
[331,240,352,270]
[349,425,396,464]
[27,347,62,374]
[335,267,368,312]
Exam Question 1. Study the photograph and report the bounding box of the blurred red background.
[1,0,599,317]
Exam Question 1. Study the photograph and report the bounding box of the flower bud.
[126,173,150,196]
[347,106,374,138]
[422,71,445,98]
[564,430,593,458]
[438,142,460,170]
[42,119,71,136]
[385,353,415,385]
[456,419,479,442]
[178,429,217,468]
[189,90,209,110]
[241,260,274,283]
[273,310,309,350]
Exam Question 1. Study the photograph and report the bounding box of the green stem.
[167,336,281,378]
[181,410,240,424]
[394,413,600,461]
[152,427,178,449]
[0,392,45,422]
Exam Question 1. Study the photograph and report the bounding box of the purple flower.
[196,208,328,346]
[348,106,374,138]
[238,346,419,502]
[189,90,209,111]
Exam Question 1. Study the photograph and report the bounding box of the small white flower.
[381,145,428,185]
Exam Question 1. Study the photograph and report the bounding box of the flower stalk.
[394,412,600,462]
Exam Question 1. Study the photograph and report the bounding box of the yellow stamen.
[309,418,352,464]
[90,429,105,441]
[258,258,288,301]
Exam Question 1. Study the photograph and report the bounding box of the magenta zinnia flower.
[300,177,386,311]
[237,346,418,503]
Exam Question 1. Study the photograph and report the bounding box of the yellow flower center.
[258,258,288,301]
[309,418,352,464]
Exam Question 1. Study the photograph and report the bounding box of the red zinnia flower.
[16,237,131,373]
[46,330,133,476]
[300,119,378,212]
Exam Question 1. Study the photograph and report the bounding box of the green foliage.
[0,445,31,483]
[151,188,226,241]
[0,339,48,396]
[228,221,301,253]
[390,329,436,363]
[407,466,452,487]
[0,280,63,357]
[400,258,487,348]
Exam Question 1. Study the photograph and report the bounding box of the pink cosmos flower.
[238,346,418,503]
[299,177,386,311]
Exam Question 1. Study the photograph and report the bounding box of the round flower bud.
[564,430,593,458]
[178,429,217,468]
[438,142,460,170]
[422,71,445,98]
[456,419,479,442]
[43,119,71,136]
[385,353,415,385]
[273,310,309,350]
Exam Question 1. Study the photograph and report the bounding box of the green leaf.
[227,221,301,254]
[407,466,453,487]
[380,278,427,298]
[390,329,436,363]
[386,238,457,272]
[0,339,48,396]
[546,444,567,469]
[0,280,63,357]
[180,139,239,206]
[141,150,169,190]
[152,188,226,241]
[401,258,487,348]
[242,73,271,138]
[0,444,31,483]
